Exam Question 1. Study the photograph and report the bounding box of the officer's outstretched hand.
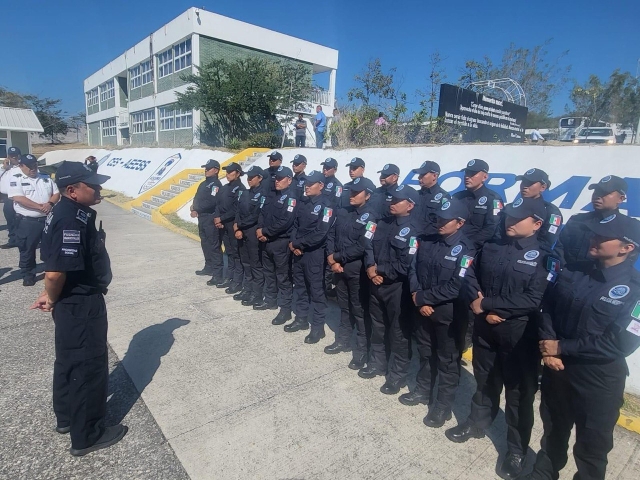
[331,263,343,273]
[419,305,434,317]
[30,291,54,312]
[542,356,564,371]
[486,313,505,324]
[470,292,485,315]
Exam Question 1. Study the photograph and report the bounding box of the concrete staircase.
[131,173,205,220]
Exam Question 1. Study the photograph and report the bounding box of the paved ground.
[1,200,639,479]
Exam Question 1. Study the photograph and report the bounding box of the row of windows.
[158,39,192,79]
[130,60,152,89]
[159,107,193,131]
[86,88,99,107]
[130,110,157,134]
[102,118,116,137]
[99,79,115,102]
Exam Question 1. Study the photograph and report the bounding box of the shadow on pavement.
[0,263,45,286]
[107,318,190,426]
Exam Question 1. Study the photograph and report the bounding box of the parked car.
[572,127,616,144]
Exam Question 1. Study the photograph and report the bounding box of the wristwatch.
[48,201,55,207]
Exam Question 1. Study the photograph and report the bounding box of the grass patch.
[166,213,199,237]
[622,393,640,418]
[101,189,135,205]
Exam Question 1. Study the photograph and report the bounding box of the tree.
[25,96,68,143]
[0,86,29,108]
[68,112,87,142]
[416,52,448,122]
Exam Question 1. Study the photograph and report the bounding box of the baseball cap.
[378,163,400,178]
[246,165,264,178]
[202,159,220,170]
[349,177,376,194]
[588,175,627,196]
[516,168,550,187]
[389,184,419,204]
[19,154,38,168]
[54,161,111,188]
[274,166,293,179]
[412,161,441,175]
[223,162,244,175]
[436,199,469,221]
[7,146,21,157]
[304,170,326,185]
[321,158,338,169]
[291,154,307,165]
[461,159,489,174]
[586,213,640,248]
[267,151,283,161]
[503,197,546,222]
[346,157,365,168]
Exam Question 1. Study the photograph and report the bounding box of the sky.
[3,0,639,117]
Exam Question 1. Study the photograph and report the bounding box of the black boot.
[233,289,250,301]
[253,299,278,310]
[284,316,309,332]
[380,379,407,395]
[445,422,485,443]
[241,293,259,306]
[348,353,367,370]
[69,425,128,457]
[323,341,351,354]
[207,276,222,286]
[23,276,36,287]
[398,390,429,406]
[358,364,385,379]
[271,309,292,325]
[195,268,213,276]
[225,283,242,294]
[423,406,452,428]
[500,452,526,479]
[216,278,231,289]
[304,329,326,344]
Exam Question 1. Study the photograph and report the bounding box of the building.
[83,8,339,148]
[0,107,44,157]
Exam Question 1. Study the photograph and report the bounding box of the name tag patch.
[61,247,78,257]
[62,230,81,244]
[76,209,89,224]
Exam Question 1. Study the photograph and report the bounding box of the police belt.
[16,214,46,222]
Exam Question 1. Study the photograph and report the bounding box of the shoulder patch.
[62,230,81,244]
[76,209,89,224]
[364,221,377,239]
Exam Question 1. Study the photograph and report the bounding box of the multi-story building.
[83,7,338,147]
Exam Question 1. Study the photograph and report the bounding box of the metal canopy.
[0,107,44,133]
[467,78,527,107]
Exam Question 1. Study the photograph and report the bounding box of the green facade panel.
[158,128,193,146]
[11,131,29,153]
[117,77,128,107]
[130,133,156,146]
[130,88,141,101]
[88,105,99,115]
[157,70,189,94]
[88,122,100,146]
[102,135,117,146]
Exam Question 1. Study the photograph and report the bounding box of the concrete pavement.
[1,199,639,479]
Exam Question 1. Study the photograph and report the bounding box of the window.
[130,66,141,89]
[175,108,193,129]
[158,49,173,78]
[99,79,115,102]
[143,110,155,132]
[131,112,143,134]
[141,60,153,85]
[159,107,174,131]
[102,118,116,137]
[174,39,192,72]
[86,88,98,107]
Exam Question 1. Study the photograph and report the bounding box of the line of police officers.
[190,152,640,480]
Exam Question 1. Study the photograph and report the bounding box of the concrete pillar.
[328,69,337,111]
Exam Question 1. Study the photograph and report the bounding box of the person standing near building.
[287,170,335,343]
[0,146,22,249]
[213,162,246,293]
[314,105,327,149]
[324,177,379,369]
[84,156,99,174]
[290,154,307,201]
[361,185,419,395]
[294,113,307,148]
[560,175,626,265]
[528,213,640,480]
[191,160,223,280]
[445,197,553,480]
[7,154,60,286]
[31,160,127,456]
[372,163,400,218]
[413,161,450,236]
[530,129,545,143]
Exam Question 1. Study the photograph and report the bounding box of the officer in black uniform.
[405,199,475,428]
[33,161,127,456]
[453,159,504,250]
[325,177,379,369]
[361,184,419,395]
[0,146,21,249]
[255,166,297,324]
[412,160,450,236]
[190,159,223,280]
[445,197,553,480]
[265,151,283,200]
[372,163,400,218]
[528,213,640,480]
[213,162,246,293]
[287,170,335,343]
[319,157,343,209]
[559,175,626,265]
[339,157,366,208]
[234,165,267,305]
[290,154,307,201]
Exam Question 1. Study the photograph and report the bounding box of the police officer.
[84,156,99,174]
[287,170,335,343]
[32,160,127,456]
[290,154,307,201]
[372,163,400,218]
[528,213,640,480]
[213,162,246,293]
[265,151,283,200]
[453,159,504,250]
[190,159,223,280]
[446,197,553,480]
[255,166,297,324]
[234,165,267,305]
[319,157,343,209]
[412,160,450,236]
[0,146,22,249]
[361,184,419,395]
[340,157,366,208]
[7,154,60,286]
[405,199,475,428]
[325,177,379,369]
[559,175,626,265]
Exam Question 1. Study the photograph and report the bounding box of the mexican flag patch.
[288,198,296,207]
[549,214,561,226]
[323,207,333,217]
[409,237,418,248]
[493,199,503,209]
[460,255,473,268]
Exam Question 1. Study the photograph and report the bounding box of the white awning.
[0,107,44,133]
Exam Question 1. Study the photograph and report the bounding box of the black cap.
[304,170,325,185]
[274,166,293,179]
[586,213,640,248]
[349,176,376,193]
[246,165,264,178]
[291,154,307,165]
[412,161,441,175]
[588,175,628,196]
[202,159,220,170]
[223,162,244,175]
[19,154,38,168]
[436,198,469,221]
[461,159,489,173]
[346,157,365,168]
[377,163,400,177]
[503,197,546,222]
[389,184,418,204]
[55,160,111,188]
[516,168,550,187]
[321,157,338,169]
[7,146,21,157]
[267,151,283,161]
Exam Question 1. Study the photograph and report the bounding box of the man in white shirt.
[531,129,545,143]
[7,154,60,286]
[0,146,22,248]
